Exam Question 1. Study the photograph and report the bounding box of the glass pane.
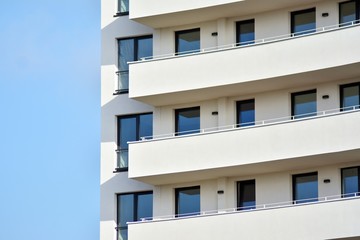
[342,85,359,110]
[137,37,153,60]
[176,187,200,217]
[176,107,200,135]
[118,39,134,71]
[342,167,359,197]
[340,1,356,25]
[118,0,129,13]
[237,20,255,45]
[293,91,316,119]
[118,194,134,227]
[117,149,128,169]
[237,100,255,127]
[139,114,153,139]
[238,180,256,210]
[137,193,153,221]
[176,29,200,54]
[118,229,128,240]
[118,116,137,149]
[292,9,316,36]
[118,71,129,91]
[293,173,318,204]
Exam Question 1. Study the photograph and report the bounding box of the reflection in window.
[117,113,153,171]
[339,0,359,25]
[237,99,255,127]
[237,180,256,210]
[117,192,153,240]
[340,82,360,111]
[175,107,200,135]
[117,0,129,15]
[175,28,200,55]
[117,36,152,93]
[175,186,200,217]
[291,90,317,119]
[291,8,316,36]
[236,19,255,45]
[293,172,318,204]
[342,167,360,197]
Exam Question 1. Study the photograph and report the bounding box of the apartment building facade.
[101,0,360,239]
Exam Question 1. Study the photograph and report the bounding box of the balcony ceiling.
[130,0,325,28]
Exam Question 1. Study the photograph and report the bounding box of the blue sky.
[0,1,100,239]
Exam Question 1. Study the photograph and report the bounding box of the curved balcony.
[128,108,360,185]
[129,23,360,106]
[129,0,323,28]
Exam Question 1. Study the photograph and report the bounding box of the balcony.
[129,23,360,107]
[129,0,323,28]
[128,196,360,240]
[128,109,360,185]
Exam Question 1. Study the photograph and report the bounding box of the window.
[342,167,360,197]
[116,0,129,16]
[237,180,256,210]
[293,172,318,204]
[116,113,153,171]
[291,8,316,36]
[339,0,359,25]
[175,28,200,55]
[340,82,360,111]
[236,19,255,46]
[117,192,153,240]
[117,36,153,93]
[291,90,317,119]
[236,99,255,127]
[175,186,200,217]
[175,107,200,135]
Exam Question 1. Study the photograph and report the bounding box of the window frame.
[291,89,317,119]
[175,106,200,136]
[175,186,201,217]
[114,0,129,16]
[116,35,153,94]
[116,191,153,240]
[116,113,153,172]
[237,179,256,210]
[339,0,360,25]
[175,28,201,55]
[340,82,360,111]
[292,172,318,204]
[236,99,255,127]
[236,19,255,46]
[341,166,360,197]
[291,8,316,36]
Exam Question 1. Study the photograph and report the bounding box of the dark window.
[340,82,360,111]
[116,0,129,16]
[291,8,316,36]
[236,19,255,46]
[237,180,256,210]
[117,36,153,93]
[342,166,360,197]
[293,172,318,204]
[175,107,200,135]
[116,113,153,171]
[236,99,255,127]
[117,192,153,240]
[291,90,317,119]
[175,28,200,55]
[339,0,359,25]
[175,186,200,217]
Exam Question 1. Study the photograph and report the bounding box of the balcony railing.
[128,192,360,224]
[131,105,360,142]
[130,20,360,63]
[114,70,129,94]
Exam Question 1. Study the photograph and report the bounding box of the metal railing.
[130,105,360,142]
[128,192,360,224]
[130,19,360,63]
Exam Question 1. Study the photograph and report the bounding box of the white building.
[101,0,360,239]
